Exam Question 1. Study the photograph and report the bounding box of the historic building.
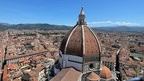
[50,6,117,81]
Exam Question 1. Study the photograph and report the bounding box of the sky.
[0,0,144,27]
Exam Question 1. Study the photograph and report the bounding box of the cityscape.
[0,0,144,81]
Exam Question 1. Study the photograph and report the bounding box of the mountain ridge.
[0,23,144,32]
[92,26,144,32]
[0,23,71,30]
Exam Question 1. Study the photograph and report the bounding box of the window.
[89,63,94,69]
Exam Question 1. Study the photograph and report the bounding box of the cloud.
[87,21,140,26]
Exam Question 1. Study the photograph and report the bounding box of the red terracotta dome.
[59,6,101,62]
[99,66,112,79]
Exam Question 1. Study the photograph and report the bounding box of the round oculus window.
[89,63,94,69]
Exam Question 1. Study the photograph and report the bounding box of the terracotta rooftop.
[102,57,115,62]
[119,48,128,55]
[3,65,8,80]
[24,60,31,63]
[86,72,99,80]
[124,68,136,77]
[8,64,19,69]
[35,64,45,72]
[18,59,25,62]
[99,66,112,79]
[50,68,81,81]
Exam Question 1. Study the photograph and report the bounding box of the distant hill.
[0,23,144,32]
[92,26,144,32]
[0,23,71,30]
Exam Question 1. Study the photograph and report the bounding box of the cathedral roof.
[87,72,100,80]
[59,6,101,62]
[50,68,81,81]
[99,66,112,79]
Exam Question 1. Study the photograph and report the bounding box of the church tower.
[57,6,102,74]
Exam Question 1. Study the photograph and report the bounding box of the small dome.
[87,72,99,81]
[99,66,112,79]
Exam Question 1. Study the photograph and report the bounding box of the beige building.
[102,57,115,71]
